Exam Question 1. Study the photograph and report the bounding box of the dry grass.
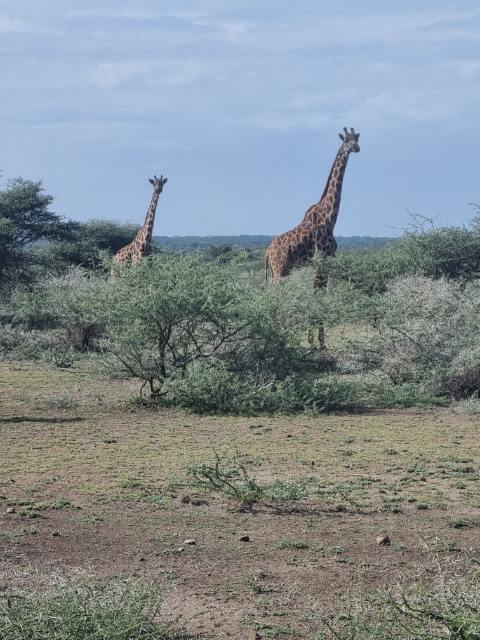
[1,362,478,509]
[1,360,480,639]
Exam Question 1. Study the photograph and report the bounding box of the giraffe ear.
[355,133,360,142]
[148,178,155,185]
[339,133,345,141]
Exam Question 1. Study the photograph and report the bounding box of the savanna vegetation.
[1,178,480,638]
[2,178,480,415]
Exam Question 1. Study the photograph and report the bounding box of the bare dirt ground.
[1,361,479,638]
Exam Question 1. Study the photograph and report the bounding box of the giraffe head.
[339,127,360,153]
[148,174,168,193]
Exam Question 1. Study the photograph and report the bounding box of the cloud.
[90,60,212,90]
[0,14,33,32]
[5,2,480,135]
[30,117,181,150]
[91,62,152,89]
[67,7,210,23]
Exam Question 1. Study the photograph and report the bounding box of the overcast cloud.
[1,0,480,235]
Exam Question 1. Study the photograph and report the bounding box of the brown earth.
[1,361,479,638]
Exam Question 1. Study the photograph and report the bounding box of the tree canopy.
[0,178,64,292]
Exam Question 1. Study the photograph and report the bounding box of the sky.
[1,1,480,237]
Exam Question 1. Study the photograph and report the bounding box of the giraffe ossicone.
[112,174,168,273]
[265,127,360,282]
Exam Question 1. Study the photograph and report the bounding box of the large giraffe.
[112,174,168,271]
[265,127,360,282]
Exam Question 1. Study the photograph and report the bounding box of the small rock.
[180,495,191,504]
[376,534,390,546]
[6,507,16,514]
[191,498,208,506]
[177,547,185,552]
[139,557,146,562]
[184,538,196,545]
[51,531,61,537]
[247,631,262,640]
[239,535,250,542]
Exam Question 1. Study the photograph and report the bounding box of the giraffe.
[265,127,360,282]
[112,174,168,271]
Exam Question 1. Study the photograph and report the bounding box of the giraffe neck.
[307,145,351,231]
[136,189,160,248]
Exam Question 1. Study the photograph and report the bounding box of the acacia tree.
[0,178,64,293]
[101,254,326,397]
[38,219,141,272]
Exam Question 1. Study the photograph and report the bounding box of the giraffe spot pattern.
[265,130,359,282]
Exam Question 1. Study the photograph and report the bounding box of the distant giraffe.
[112,174,168,271]
[265,127,360,283]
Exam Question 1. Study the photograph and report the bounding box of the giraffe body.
[265,128,360,281]
[112,175,168,270]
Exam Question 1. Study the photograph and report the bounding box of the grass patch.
[264,477,319,501]
[0,575,190,640]
[453,396,480,416]
[119,478,146,490]
[450,516,480,529]
[274,539,309,550]
[50,499,76,510]
[320,568,480,639]
[187,449,263,505]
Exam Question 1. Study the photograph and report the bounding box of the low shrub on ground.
[0,324,72,363]
[187,448,263,505]
[335,276,480,395]
[5,267,107,352]
[160,362,360,415]
[185,449,368,510]
[319,568,480,639]
[452,394,480,415]
[0,574,189,640]
[364,379,448,408]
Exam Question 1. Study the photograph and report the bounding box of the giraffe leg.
[307,317,326,350]
[311,265,329,350]
[311,238,337,349]
[317,323,325,350]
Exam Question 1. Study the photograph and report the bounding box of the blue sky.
[2,1,480,236]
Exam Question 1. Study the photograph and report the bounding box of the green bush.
[320,569,480,640]
[366,379,447,408]
[159,359,360,415]
[453,395,480,415]
[8,268,107,351]
[33,219,141,273]
[0,324,70,362]
[319,221,480,298]
[397,224,480,280]
[318,245,411,295]
[338,276,480,393]
[0,575,188,640]
[187,448,263,504]
[101,254,330,399]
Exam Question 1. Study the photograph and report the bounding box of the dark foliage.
[0,178,64,292]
